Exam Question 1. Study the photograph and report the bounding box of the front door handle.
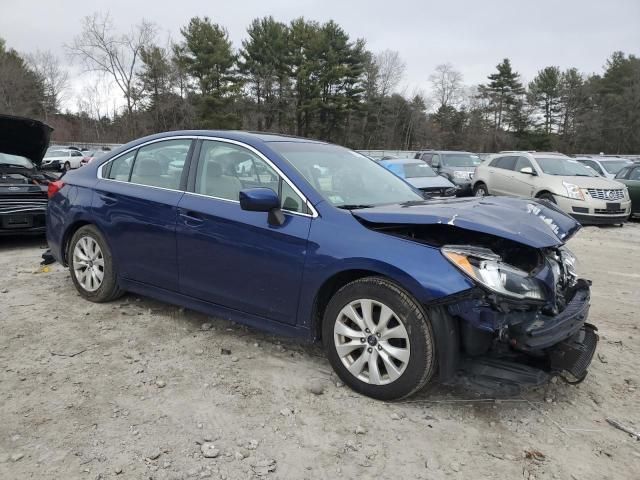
[179,209,204,226]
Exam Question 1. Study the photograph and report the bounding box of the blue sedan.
[378,158,457,197]
[45,130,598,399]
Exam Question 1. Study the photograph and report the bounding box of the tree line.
[1,13,639,154]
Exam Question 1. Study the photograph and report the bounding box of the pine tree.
[528,66,562,134]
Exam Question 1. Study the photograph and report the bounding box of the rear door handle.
[179,209,204,226]
[97,192,118,206]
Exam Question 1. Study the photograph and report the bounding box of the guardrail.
[356,150,419,159]
[51,142,123,150]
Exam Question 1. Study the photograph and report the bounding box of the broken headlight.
[442,246,546,301]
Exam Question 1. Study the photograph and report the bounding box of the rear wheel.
[64,161,71,171]
[323,277,436,400]
[473,183,489,197]
[68,225,124,302]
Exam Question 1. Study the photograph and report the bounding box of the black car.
[414,150,482,195]
[0,115,55,235]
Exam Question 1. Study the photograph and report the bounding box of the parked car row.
[375,149,637,225]
[41,146,110,171]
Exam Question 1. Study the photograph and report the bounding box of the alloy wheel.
[333,299,410,385]
[73,236,105,292]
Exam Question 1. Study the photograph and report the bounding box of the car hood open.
[351,196,581,248]
[0,114,53,165]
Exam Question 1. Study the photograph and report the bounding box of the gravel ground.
[1,223,639,479]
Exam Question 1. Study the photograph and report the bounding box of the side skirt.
[119,278,313,341]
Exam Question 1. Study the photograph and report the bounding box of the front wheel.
[473,183,489,197]
[323,277,436,400]
[68,225,124,302]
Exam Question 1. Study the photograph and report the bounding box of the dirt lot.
[1,224,639,480]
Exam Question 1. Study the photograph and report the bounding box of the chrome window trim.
[97,135,318,218]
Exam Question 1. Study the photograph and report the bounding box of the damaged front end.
[353,197,599,395]
[438,243,597,394]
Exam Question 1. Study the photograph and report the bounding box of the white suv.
[472,152,631,225]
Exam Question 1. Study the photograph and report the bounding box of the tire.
[322,276,436,400]
[64,161,71,171]
[68,225,124,302]
[537,192,556,204]
[473,183,489,197]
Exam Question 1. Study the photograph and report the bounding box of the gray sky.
[1,0,639,111]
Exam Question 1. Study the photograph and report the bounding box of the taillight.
[48,180,65,199]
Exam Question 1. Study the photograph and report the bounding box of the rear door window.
[494,156,517,170]
[129,139,191,189]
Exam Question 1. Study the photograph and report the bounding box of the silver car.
[472,152,631,225]
[574,156,633,179]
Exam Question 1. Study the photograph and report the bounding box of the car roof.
[119,130,329,149]
[416,150,474,154]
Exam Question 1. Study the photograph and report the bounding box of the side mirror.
[239,188,285,226]
[520,166,536,175]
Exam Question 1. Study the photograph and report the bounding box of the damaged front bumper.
[436,278,599,394]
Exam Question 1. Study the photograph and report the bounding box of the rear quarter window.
[106,151,136,181]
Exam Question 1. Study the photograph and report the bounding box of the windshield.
[402,162,437,178]
[0,153,34,169]
[441,154,481,167]
[536,157,598,176]
[270,142,423,208]
[601,160,632,174]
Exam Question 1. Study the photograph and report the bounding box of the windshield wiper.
[336,204,374,210]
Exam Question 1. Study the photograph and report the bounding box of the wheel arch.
[61,221,112,266]
[535,189,555,198]
[310,264,428,342]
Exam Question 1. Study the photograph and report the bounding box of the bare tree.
[26,50,69,119]
[429,63,464,110]
[68,12,156,131]
[76,79,112,141]
[375,50,406,97]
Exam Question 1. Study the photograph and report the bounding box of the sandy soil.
[1,223,639,479]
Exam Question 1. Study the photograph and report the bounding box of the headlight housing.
[442,246,546,300]
[562,181,585,200]
[453,171,469,180]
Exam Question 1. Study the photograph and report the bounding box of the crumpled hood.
[0,114,53,165]
[406,176,455,189]
[352,196,581,248]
